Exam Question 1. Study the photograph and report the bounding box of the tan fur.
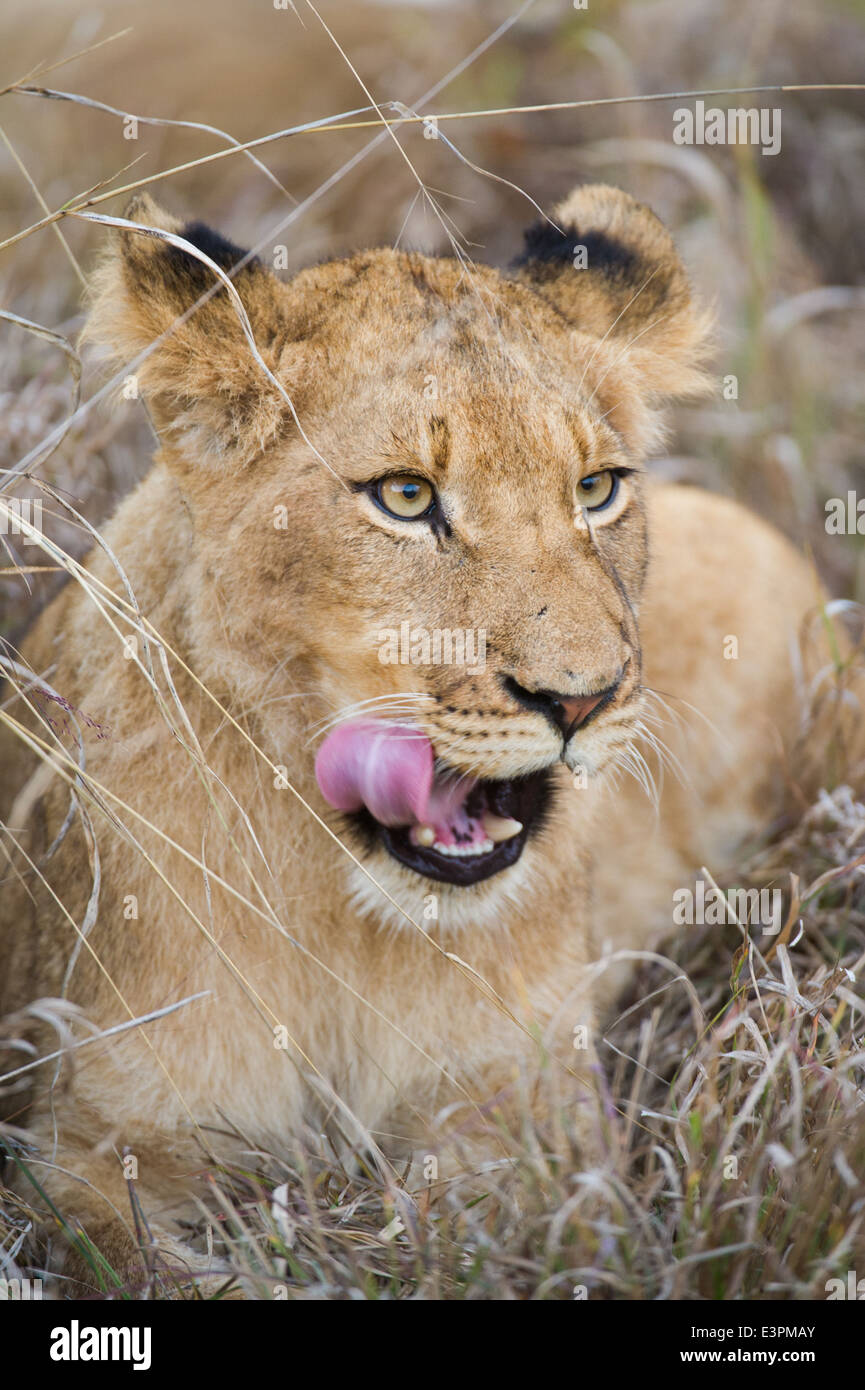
[0,186,852,1288]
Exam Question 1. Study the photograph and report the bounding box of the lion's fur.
[0,185,850,1286]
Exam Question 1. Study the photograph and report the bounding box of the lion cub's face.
[90,186,710,910]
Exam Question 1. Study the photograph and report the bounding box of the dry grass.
[1,0,864,1299]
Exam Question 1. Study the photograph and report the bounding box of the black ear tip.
[177,221,257,274]
[513,219,577,267]
[159,221,260,295]
[513,218,639,281]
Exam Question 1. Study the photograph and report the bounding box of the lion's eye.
[576,471,618,511]
[375,474,436,520]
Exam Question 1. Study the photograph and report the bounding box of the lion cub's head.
[86,185,711,910]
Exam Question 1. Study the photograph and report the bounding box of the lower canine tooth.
[414,824,436,847]
[483,812,523,843]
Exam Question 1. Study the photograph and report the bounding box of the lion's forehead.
[311,368,621,493]
[280,252,623,468]
[288,248,568,355]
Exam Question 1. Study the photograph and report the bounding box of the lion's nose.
[503,676,621,740]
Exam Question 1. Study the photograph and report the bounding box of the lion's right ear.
[511,185,713,448]
[82,194,299,465]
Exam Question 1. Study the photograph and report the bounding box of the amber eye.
[374,474,436,520]
[576,471,618,511]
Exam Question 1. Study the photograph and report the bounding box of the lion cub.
[0,184,848,1289]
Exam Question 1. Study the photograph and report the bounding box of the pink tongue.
[315,720,476,844]
[315,721,434,827]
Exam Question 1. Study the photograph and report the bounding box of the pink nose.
[556,692,606,733]
[503,675,620,739]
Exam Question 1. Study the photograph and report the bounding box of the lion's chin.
[351,767,555,886]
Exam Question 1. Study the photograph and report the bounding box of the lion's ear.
[512,184,713,430]
[82,194,295,465]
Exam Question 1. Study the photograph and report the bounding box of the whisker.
[306,692,431,738]
[642,683,732,759]
[633,716,691,793]
[616,740,661,814]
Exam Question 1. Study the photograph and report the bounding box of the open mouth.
[376,769,552,884]
[315,720,554,886]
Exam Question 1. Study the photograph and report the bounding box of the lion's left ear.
[512,184,713,446]
[82,194,300,466]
